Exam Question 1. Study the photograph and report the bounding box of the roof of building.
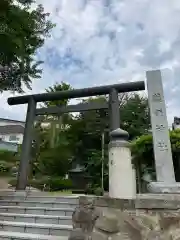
[174,117,180,124]
[0,125,24,134]
[0,118,25,124]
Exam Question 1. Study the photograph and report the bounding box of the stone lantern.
[69,163,89,194]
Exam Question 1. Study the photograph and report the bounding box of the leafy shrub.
[131,130,180,164]
[85,183,103,196]
[131,130,180,181]
[170,130,180,154]
[0,150,18,162]
[37,146,71,177]
[94,187,103,196]
[9,177,73,192]
[30,178,49,190]
[0,161,9,174]
[47,177,73,191]
[8,178,18,188]
[85,184,94,195]
[0,150,19,176]
[0,160,16,175]
[131,134,154,167]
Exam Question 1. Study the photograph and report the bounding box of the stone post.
[146,70,180,193]
[146,70,175,183]
[109,128,136,199]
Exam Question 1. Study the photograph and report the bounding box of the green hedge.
[9,177,73,192]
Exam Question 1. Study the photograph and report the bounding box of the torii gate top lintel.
[8,81,145,106]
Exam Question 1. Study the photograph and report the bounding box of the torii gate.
[8,81,145,195]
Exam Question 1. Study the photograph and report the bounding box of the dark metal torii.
[8,81,145,190]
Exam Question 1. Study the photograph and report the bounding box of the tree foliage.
[0,0,54,92]
[0,149,19,175]
[120,94,150,140]
[56,93,150,189]
[45,82,72,107]
[31,121,73,178]
[43,82,72,147]
[31,82,73,177]
[37,144,72,177]
[131,129,180,182]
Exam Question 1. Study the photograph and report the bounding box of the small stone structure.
[69,164,89,193]
[69,195,180,240]
[69,197,100,240]
[109,128,136,199]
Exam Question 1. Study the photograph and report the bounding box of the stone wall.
[69,194,180,240]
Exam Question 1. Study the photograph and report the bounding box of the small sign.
[152,93,162,102]
[154,108,164,117]
[155,124,165,131]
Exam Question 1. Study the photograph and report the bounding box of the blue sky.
[1,0,180,126]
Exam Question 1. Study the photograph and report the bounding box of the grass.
[46,190,73,195]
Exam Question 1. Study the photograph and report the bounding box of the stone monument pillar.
[109,128,136,199]
[146,69,180,193]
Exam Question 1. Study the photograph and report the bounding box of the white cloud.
[1,0,180,125]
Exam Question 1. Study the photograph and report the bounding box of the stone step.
[0,206,74,216]
[0,231,68,240]
[0,221,72,237]
[0,213,72,225]
[0,195,79,204]
[0,190,72,196]
[0,200,77,209]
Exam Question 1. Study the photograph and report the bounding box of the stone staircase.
[0,191,78,240]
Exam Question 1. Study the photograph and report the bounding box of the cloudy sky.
[1,0,180,126]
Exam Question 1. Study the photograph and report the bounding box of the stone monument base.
[148,181,180,193]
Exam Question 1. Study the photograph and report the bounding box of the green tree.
[131,130,180,192]
[120,94,150,140]
[0,0,54,92]
[66,93,150,190]
[45,82,72,107]
[68,93,150,164]
[66,97,109,166]
[37,143,72,177]
[31,82,73,177]
[32,90,150,191]
[31,119,72,178]
[43,82,72,147]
